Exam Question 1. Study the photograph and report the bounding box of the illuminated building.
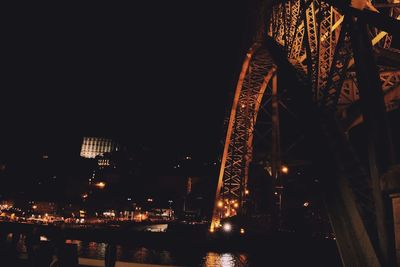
[97,158,110,167]
[80,137,119,159]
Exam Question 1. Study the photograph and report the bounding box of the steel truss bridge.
[210,0,400,266]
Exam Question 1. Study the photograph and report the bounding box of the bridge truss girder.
[268,1,400,266]
[211,0,399,266]
[210,44,277,231]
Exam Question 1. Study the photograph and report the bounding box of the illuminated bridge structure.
[211,1,400,266]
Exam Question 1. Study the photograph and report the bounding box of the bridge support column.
[390,193,400,266]
[383,165,400,266]
[350,16,396,267]
[271,72,283,227]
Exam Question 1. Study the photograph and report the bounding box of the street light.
[223,223,232,232]
[281,165,289,174]
[95,182,106,189]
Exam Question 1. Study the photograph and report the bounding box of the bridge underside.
[211,1,400,266]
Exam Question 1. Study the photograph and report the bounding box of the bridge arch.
[210,0,400,266]
[210,43,277,231]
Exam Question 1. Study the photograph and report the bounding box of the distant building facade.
[80,137,119,159]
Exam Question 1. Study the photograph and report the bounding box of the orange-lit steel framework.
[270,0,400,111]
[269,1,400,266]
[210,44,277,231]
[212,0,399,265]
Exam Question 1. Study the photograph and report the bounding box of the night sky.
[2,1,259,161]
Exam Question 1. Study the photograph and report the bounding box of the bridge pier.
[383,165,400,265]
[350,15,397,267]
[391,193,400,266]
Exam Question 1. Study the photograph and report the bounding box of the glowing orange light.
[32,205,37,210]
[245,189,249,195]
[303,202,310,207]
[240,228,245,234]
[217,201,223,208]
[234,203,239,208]
[95,182,106,189]
[281,165,289,174]
[82,193,88,199]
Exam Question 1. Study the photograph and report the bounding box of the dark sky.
[2,2,259,160]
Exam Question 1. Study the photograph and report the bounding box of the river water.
[71,239,342,267]
[74,240,250,266]
[6,233,342,266]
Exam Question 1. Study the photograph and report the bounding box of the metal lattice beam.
[210,44,276,231]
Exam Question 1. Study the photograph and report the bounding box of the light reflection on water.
[203,253,248,267]
[6,234,340,266]
[71,240,249,266]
